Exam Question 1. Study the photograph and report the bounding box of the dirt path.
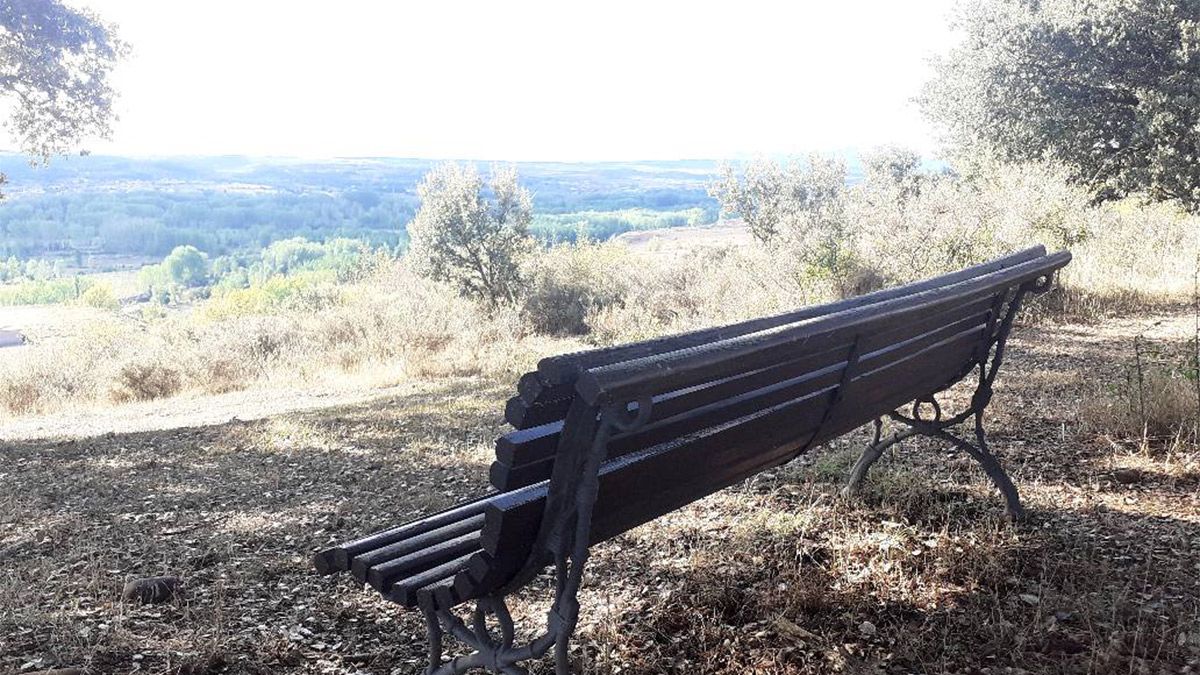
[1,308,1197,674]
[0,380,450,442]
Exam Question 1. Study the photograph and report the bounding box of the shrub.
[110,361,183,402]
[408,163,533,308]
[0,276,91,306]
[520,241,631,336]
[78,283,118,310]
[1081,342,1200,448]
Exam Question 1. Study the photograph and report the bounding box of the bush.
[1081,341,1200,448]
[78,283,118,310]
[520,241,631,335]
[0,276,91,306]
[110,361,183,402]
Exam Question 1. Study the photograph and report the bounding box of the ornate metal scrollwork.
[423,397,655,675]
[844,283,1043,520]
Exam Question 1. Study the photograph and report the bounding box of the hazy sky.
[22,0,961,161]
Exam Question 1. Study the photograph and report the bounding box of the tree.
[922,0,1200,210]
[162,245,210,288]
[407,163,533,308]
[1,0,126,193]
[710,155,862,293]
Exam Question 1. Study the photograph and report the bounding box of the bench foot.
[423,593,567,675]
[844,419,921,497]
[844,409,1024,520]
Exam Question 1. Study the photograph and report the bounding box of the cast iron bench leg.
[843,408,1024,520]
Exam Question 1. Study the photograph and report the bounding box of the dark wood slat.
[350,513,485,582]
[536,246,1047,384]
[505,395,574,430]
[366,530,483,592]
[388,553,478,608]
[492,350,842,470]
[452,493,544,602]
[416,577,460,613]
[517,371,574,406]
[495,420,565,466]
[314,492,495,574]
[585,330,987,546]
[575,253,1068,407]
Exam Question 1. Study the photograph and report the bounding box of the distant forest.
[0,155,727,262]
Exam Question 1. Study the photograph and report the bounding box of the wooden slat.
[365,531,482,592]
[517,371,573,406]
[313,492,495,574]
[505,395,571,430]
[350,514,485,582]
[388,553,478,608]
[451,491,545,603]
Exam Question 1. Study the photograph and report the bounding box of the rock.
[1019,593,1040,605]
[858,620,877,636]
[122,576,182,604]
[1043,633,1086,654]
[1113,468,1141,484]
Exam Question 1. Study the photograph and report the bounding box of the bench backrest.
[492,245,1051,491]
[427,249,1069,608]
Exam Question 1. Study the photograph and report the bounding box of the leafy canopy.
[0,0,125,191]
[163,245,210,288]
[407,163,533,308]
[922,0,1200,211]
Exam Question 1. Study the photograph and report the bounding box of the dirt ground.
[1,308,1198,674]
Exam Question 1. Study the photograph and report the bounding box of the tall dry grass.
[0,263,553,416]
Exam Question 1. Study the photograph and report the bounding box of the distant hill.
[0,151,914,267]
[0,154,729,264]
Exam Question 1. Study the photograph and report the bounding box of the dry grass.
[0,264,561,417]
[2,306,1199,674]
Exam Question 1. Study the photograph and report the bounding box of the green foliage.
[78,283,118,310]
[0,276,91,306]
[530,207,716,243]
[203,271,340,319]
[163,245,210,288]
[408,163,534,308]
[710,156,862,293]
[0,188,411,259]
[0,256,64,283]
[922,0,1200,211]
[0,0,126,195]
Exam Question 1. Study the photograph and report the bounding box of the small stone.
[1019,593,1040,605]
[122,576,182,604]
[1113,468,1141,484]
[858,620,877,636]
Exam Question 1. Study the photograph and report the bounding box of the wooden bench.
[313,246,1071,675]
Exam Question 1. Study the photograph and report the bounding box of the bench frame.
[417,274,1055,675]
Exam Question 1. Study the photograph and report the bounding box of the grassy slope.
[1,307,1198,674]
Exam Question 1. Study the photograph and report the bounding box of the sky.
[16,0,961,161]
